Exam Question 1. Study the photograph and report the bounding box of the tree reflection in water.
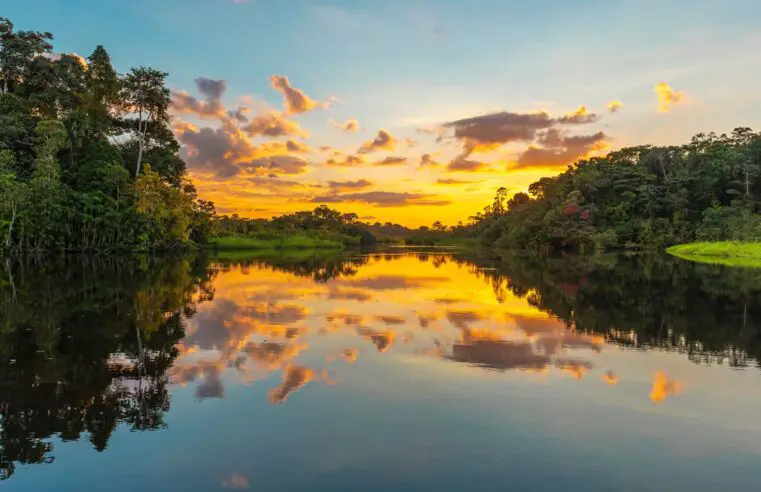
[465,251,761,368]
[3,250,761,480]
[0,256,214,480]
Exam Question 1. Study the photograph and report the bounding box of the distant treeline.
[468,128,761,251]
[214,205,466,248]
[0,18,214,253]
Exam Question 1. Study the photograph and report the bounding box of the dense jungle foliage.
[468,128,761,250]
[0,18,215,253]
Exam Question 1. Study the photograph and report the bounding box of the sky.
[5,0,761,226]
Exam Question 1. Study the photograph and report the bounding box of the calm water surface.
[2,250,761,491]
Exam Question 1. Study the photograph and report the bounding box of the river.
[2,249,761,490]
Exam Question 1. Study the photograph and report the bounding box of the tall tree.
[120,67,170,176]
[85,45,120,138]
[0,18,53,94]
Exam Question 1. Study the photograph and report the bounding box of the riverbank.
[210,235,347,251]
[667,242,761,267]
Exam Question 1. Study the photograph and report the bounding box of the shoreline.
[667,242,761,268]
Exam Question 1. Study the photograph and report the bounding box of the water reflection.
[2,250,761,484]
[475,252,761,367]
[0,256,213,480]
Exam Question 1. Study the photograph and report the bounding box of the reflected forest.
[0,256,213,479]
[2,251,761,479]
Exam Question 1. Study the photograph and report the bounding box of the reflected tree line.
[211,251,761,370]
[464,252,761,368]
[0,255,214,480]
[4,250,761,479]
[212,251,371,283]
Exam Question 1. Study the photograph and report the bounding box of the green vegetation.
[211,234,344,251]
[7,14,761,258]
[0,18,214,253]
[468,129,761,251]
[213,205,374,249]
[667,242,761,268]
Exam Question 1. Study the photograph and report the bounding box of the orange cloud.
[447,155,488,172]
[68,52,88,68]
[327,348,359,363]
[649,371,683,403]
[375,156,408,166]
[326,179,373,191]
[358,129,397,154]
[270,75,319,115]
[515,130,607,170]
[311,191,451,207]
[436,178,481,186]
[268,365,315,404]
[170,77,232,121]
[242,341,308,372]
[444,107,602,160]
[357,327,396,352]
[243,109,308,138]
[325,154,364,167]
[420,153,439,167]
[556,359,593,380]
[602,371,619,385]
[449,339,551,372]
[176,122,259,177]
[171,89,227,120]
[244,155,309,175]
[556,106,599,124]
[654,82,685,112]
[607,100,623,113]
[444,111,555,155]
[285,139,310,153]
[329,118,361,132]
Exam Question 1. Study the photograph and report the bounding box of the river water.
[2,249,761,491]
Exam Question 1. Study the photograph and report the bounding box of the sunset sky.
[7,0,761,226]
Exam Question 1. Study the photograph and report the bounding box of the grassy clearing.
[667,242,761,268]
[210,235,344,251]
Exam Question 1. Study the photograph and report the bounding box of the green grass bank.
[667,242,761,268]
[210,235,345,251]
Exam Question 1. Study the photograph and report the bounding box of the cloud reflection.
[171,251,700,407]
[649,372,683,403]
[269,365,316,404]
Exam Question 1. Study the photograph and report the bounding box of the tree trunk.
[135,138,144,177]
[6,202,16,249]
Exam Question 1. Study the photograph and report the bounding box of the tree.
[135,165,195,249]
[0,17,215,253]
[0,18,53,94]
[33,119,66,183]
[0,150,26,248]
[85,45,120,137]
[492,187,508,215]
[468,128,761,251]
[119,67,171,176]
